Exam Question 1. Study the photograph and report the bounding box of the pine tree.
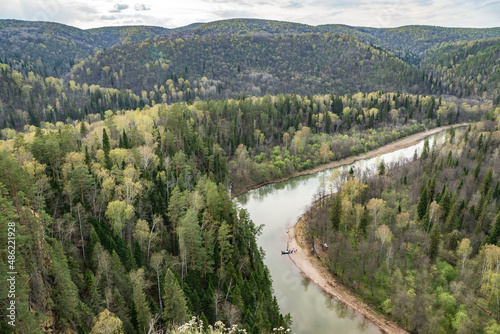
[444,201,459,234]
[481,167,494,196]
[130,269,151,333]
[358,206,369,237]
[488,214,500,245]
[178,208,203,273]
[473,161,481,179]
[49,240,81,327]
[85,270,102,313]
[324,110,332,133]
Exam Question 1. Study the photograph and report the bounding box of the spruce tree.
[358,206,369,237]
[429,223,440,263]
[102,128,112,170]
[330,194,342,231]
[378,160,386,176]
[163,269,188,326]
[418,187,429,220]
[489,214,500,245]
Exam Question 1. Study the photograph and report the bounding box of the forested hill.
[421,39,500,101]
[0,20,172,77]
[0,19,499,131]
[2,18,499,79]
[188,19,500,61]
[69,32,429,97]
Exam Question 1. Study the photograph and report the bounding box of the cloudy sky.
[1,0,499,29]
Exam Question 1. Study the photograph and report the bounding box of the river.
[234,129,457,334]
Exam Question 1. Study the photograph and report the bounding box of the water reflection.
[235,128,463,334]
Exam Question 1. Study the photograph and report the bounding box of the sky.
[1,0,499,29]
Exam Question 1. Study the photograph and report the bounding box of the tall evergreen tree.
[429,223,440,263]
[418,187,429,220]
[163,269,188,326]
[330,194,342,231]
[103,128,112,170]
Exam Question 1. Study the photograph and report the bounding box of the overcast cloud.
[0,0,498,29]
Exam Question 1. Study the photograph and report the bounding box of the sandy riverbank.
[288,215,408,334]
[231,123,469,198]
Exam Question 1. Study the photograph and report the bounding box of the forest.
[1,19,499,131]
[0,17,499,334]
[300,106,500,333]
[0,101,289,334]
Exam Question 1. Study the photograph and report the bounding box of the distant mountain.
[0,20,193,77]
[186,19,500,63]
[325,24,500,58]
[2,18,499,79]
[69,32,430,99]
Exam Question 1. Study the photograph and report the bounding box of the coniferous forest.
[0,17,499,334]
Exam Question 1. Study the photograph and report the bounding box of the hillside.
[0,20,173,77]
[2,18,499,80]
[421,39,500,100]
[69,32,429,99]
[188,19,500,63]
[0,19,499,131]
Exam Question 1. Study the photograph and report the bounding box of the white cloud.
[109,3,129,13]
[0,0,498,29]
[134,3,150,11]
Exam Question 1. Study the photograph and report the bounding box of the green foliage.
[163,269,189,326]
[330,194,342,231]
[428,223,440,264]
[417,186,428,220]
[303,121,500,333]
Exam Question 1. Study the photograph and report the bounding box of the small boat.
[281,250,291,255]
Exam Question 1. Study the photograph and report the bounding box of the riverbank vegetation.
[301,106,500,333]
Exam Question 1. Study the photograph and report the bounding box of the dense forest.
[69,33,429,98]
[0,102,291,334]
[0,88,492,333]
[0,19,499,132]
[0,17,499,334]
[301,106,500,333]
[422,39,500,101]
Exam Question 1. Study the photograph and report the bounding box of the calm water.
[235,129,458,334]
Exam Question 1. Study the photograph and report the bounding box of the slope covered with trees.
[70,32,430,98]
[421,39,500,100]
[189,19,500,64]
[301,107,500,333]
[0,20,172,77]
[0,103,288,333]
